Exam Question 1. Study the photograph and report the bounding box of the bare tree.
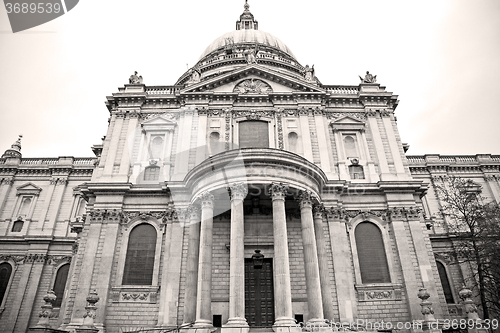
[435,177,500,319]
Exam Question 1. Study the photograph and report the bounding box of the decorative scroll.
[276,108,284,149]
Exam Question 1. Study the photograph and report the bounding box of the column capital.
[227,183,248,201]
[198,191,214,209]
[312,204,325,220]
[297,190,316,210]
[187,204,201,221]
[269,182,288,200]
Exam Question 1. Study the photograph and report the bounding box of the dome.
[198,29,297,61]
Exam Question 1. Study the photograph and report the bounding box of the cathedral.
[0,2,499,333]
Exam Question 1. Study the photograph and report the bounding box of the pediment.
[142,114,177,131]
[330,115,366,131]
[180,64,326,94]
[332,116,364,124]
[16,183,42,195]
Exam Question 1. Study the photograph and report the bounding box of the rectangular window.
[239,120,269,148]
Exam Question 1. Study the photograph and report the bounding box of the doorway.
[244,258,274,327]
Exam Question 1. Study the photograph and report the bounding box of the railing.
[20,158,58,165]
[74,158,96,165]
[146,86,182,95]
[406,155,500,164]
[121,322,194,333]
[323,85,359,94]
[405,156,425,164]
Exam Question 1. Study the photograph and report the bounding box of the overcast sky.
[0,0,499,158]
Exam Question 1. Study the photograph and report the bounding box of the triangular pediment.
[17,183,42,191]
[332,116,364,124]
[142,114,177,125]
[181,64,326,94]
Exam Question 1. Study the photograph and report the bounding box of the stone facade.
[0,3,499,333]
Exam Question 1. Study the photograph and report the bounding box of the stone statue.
[359,71,377,83]
[304,64,315,81]
[188,66,201,84]
[244,45,259,64]
[129,71,143,84]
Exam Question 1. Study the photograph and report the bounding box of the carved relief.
[326,112,367,121]
[234,79,272,94]
[268,182,288,199]
[224,109,231,150]
[87,209,125,224]
[228,183,248,201]
[276,108,284,149]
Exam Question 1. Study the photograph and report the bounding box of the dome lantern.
[236,0,258,30]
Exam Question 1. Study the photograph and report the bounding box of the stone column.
[297,191,325,326]
[312,205,335,321]
[183,205,201,324]
[194,192,215,329]
[223,183,249,332]
[269,183,296,331]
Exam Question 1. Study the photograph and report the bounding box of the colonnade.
[183,182,333,331]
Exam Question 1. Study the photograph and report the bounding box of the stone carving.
[0,254,25,264]
[366,291,392,300]
[26,253,48,264]
[298,106,310,116]
[269,182,288,199]
[418,288,436,321]
[459,286,480,319]
[312,204,325,219]
[243,44,259,64]
[188,66,201,84]
[359,71,377,83]
[228,183,248,201]
[87,209,125,224]
[122,293,149,301]
[326,112,367,121]
[47,255,72,266]
[234,79,272,94]
[1,177,15,185]
[434,252,456,265]
[82,290,99,328]
[199,191,215,209]
[387,206,422,221]
[35,290,57,328]
[233,110,273,120]
[225,109,231,150]
[297,190,316,208]
[276,108,284,149]
[187,204,201,221]
[129,71,143,84]
[303,65,315,81]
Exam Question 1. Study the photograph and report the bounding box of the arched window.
[437,261,454,303]
[239,120,269,148]
[288,132,298,153]
[0,263,12,305]
[11,220,23,232]
[122,224,157,285]
[19,197,31,217]
[355,222,390,283]
[349,165,365,179]
[53,264,70,308]
[344,135,358,158]
[144,166,160,181]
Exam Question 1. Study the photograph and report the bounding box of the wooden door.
[245,258,274,327]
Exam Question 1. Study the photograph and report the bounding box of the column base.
[191,320,216,333]
[221,317,249,333]
[273,317,302,332]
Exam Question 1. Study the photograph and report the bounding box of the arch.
[0,262,13,309]
[347,214,396,285]
[436,260,455,304]
[343,135,358,158]
[209,131,222,155]
[144,166,160,181]
[354,222,391,283]
[288,132,298,153]
[122,223,158,286]
[53,263,70,308]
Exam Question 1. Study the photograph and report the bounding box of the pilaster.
[325,208,357,322]
[299,109,313,162]
[312,205,335,321]
[366,112,391,180]
[313,112,331,175]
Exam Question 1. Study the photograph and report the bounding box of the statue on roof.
[187,66,201,85]
[303,65,315,81]
[359,71,377,83]
[244,44,259,64]
[129,71,143,84]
